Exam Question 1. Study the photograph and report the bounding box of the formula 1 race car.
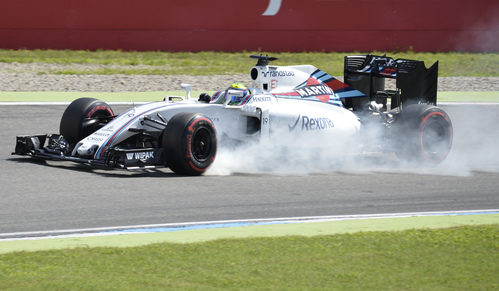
[13,54,453,175]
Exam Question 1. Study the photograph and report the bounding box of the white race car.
[14,55,453,175]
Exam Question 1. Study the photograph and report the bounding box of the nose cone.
[75,143,98,157]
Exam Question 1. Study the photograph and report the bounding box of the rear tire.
[60,98,114,145]
[392,104,453,164]
[162,112,217,175]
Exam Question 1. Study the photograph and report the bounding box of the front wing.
[13,134,165,170]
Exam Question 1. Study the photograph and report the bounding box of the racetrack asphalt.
[1,104,499,234]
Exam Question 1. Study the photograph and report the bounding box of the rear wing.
[343,55,438,110]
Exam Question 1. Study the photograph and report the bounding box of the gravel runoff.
[0,63,497,92]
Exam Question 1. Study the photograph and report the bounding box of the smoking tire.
[162,112,217,176]
[60,98,114,145]
[392,104,453,164]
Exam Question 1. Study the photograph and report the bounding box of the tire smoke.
[207,104,499,176]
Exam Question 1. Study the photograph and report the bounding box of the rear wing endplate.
[343,55,438,110]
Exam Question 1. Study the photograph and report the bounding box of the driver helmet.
[210,83,250,105]
[229,82,247,90]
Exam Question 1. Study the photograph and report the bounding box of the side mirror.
[181,83,192,99]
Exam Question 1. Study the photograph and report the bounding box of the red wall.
[1,0,498,52]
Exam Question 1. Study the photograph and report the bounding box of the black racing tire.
[59,98,114,145]
[392,104,453,164]
[162,112,217,176]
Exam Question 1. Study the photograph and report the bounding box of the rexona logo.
[126,151,155,160]
[288,114,335,132]
[296,85,334,97]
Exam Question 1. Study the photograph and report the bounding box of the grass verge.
[1,225,497,290]
[1,49,497,76]
[2,213,498,254]
[438,91,499,103]
[0,91,497,103]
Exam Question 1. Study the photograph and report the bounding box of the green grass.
[1,49,497,76]
[438,91,499,103]
[0,225,497,290]
[0,91,208,102]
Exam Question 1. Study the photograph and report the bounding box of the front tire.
[162,112,217,175]
[60,98,114,145]
[392,104,453,164]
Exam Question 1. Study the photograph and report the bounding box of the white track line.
[0,102,149,106]
[1,102,499,106]
[439,102,499,106]
[1,209,498,241]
